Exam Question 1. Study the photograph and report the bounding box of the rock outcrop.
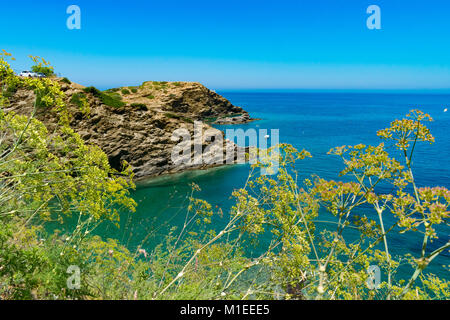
[5,80,255,180]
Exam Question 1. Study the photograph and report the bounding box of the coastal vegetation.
[69,92,90,115]
[0,52,448,300]
[61,77,71,85]
[29,55,55,77]
[82,86,126,108]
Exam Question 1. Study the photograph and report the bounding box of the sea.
[95,92,450,281]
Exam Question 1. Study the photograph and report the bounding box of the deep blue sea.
[100,92,450,281]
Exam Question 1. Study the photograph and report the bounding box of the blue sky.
[1,0,450,90]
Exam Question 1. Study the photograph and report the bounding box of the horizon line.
[214,88,450,94]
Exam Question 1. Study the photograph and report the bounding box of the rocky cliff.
[5,79,255,179]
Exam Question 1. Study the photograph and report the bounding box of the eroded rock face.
[5,80,254,179]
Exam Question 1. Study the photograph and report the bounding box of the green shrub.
[105,88,120,92]
[152,81,168,90]
[121,88,131,95]
[101,93,126,108]
[61,77,71,84]
[131,88,138,93]
[145,94,155,99]
[82,86,102,96]
[83,86,125,108]
[31,66,54,77]
[70,92,90,115]
[35,87,52,108]
[3,82,18,98]
[69,92,86,107]
[29,55,55,77]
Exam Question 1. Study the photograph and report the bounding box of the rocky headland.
[5,79,256,179]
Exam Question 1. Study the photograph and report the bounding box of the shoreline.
[134,162,243,187]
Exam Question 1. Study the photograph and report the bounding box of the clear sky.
[1,0,450,91]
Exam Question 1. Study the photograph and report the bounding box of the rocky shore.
[5,79,256,179]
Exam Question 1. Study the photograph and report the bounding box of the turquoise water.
[99,92,449,280]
